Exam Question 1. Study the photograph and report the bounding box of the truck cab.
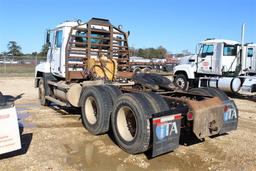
[243,43,256,75]
[35,21,78,78]
[35,18,130,82]
[173,39,240,90]
[196,39,239,75]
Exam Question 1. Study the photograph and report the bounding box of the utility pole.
[35,54,38,65]
[4,55,6,74]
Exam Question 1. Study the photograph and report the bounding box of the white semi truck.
[173,38,256,94]
[35,18,238,157]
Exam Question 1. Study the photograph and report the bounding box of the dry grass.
[0,64,35,77]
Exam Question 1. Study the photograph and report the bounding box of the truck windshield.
[199,44,214,57]
[223,44,237,56]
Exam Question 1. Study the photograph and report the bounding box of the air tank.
[203,77,242,93]
[53,82,82,107]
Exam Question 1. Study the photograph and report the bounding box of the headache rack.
[65,18,130,81]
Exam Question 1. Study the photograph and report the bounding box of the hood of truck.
[35,62,51,76]
[174,63,197,79]
[179,54,197,64]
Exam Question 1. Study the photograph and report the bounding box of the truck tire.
[189,87,212,96]
[133,68,142,74]
[174,74,189,91]
[111,93,156,154]
[133,73,172,90]
[202,87,229,101]
[80,86,113,135]
[100,85,122,103]
[189,87,229,101]
[38,78,50,106]
[142,67,150,73]
[142,92,169,112]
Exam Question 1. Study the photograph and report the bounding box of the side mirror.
[195,44,199,54]
[45,30,51,46]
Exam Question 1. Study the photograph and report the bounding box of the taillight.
[174,114,182,120]
[187,112,193,120]
[224,105,228,112]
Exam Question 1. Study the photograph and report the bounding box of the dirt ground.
[0,77,256,171]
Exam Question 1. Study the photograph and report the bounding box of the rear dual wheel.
[189,87,229,101]
[81,86,170,154]
[80,85,122,135]
[111,92,169,154]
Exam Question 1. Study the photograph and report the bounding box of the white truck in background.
[173,25,256,95]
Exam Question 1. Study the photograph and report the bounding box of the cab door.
[50,30,63,76]
[246,47,256,72]
[197,44,218,74]
[221,44,237,72]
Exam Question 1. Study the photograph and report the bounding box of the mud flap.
[188,97,225,139]
[219,100,238,134]
[151,110,183,157]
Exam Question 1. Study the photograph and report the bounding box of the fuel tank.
[200,77,242,93]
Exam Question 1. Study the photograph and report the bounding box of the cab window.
[55,30,63,48]
[74,31,109,49]
[247,48,253,57]
[75,31,86,48]
[223,45,237,56]
[91,32,109,49]
[200,44,214,57]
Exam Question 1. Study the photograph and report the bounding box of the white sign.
[0,106,21,154]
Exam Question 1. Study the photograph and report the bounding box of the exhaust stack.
[240,23,246,71]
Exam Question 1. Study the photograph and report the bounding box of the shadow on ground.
[49,103,81,116]
[0,133,33,159]
[228,93,256,102]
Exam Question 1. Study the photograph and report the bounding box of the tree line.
[1,41,168,59]
[129,46,192,58]
[1,41,191,60]
[129,46,168,59]
[0,41,48,58]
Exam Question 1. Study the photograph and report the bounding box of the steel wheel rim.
[85,96,98,124]
[176,78,185,89]
[39,83,44,100]
[116,106,137,141]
